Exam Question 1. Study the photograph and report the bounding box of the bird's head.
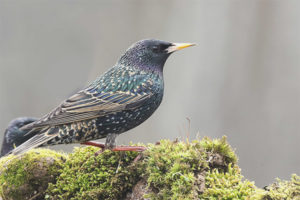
[118,39,195,73]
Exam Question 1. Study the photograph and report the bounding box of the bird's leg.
[80,141,106,155]
[106,133,147,152]
[80,133,118,155]
[81,141,106,148]
[81,133,147,158]
[105,133,118,150]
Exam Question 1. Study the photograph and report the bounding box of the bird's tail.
[8,128,58,156]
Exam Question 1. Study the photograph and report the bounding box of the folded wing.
[21,86,152,130]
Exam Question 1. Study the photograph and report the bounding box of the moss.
[200,136,237,168]
[46,146,144,200]
[1,136,299,200]
[0,149,66,200]
[143,136,238,199]
[143,140,206,199]
[201,163,256,199]
[46,136,237,200]
[251,174,300,200]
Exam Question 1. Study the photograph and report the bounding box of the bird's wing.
[21,87,152,130]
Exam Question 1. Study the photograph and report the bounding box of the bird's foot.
[81,141,105,156]
[81,141,147,157]
[81,141,146,161]
[112,146,147,152]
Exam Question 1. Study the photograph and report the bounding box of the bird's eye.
[152,46,160,53]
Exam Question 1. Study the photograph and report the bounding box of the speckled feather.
[44,65,164,146]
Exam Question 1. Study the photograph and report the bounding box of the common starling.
[8,39,195,156]
[1,117,37,157]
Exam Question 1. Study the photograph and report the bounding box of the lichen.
[0,149,66,200]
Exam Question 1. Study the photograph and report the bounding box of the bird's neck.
[90,64,164,94]
[117,52,165,76]
[117,61,163,78]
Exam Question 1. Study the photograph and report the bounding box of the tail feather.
[8,129,58,156]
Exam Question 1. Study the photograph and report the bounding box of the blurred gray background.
[1,0,299,187]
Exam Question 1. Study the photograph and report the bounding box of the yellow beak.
[167,43,196,53]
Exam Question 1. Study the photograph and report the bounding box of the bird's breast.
[94,92,163,136]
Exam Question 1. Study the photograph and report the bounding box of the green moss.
[46,146,144,200]
[252,174,300,200]
[1,136,299,200]
[202,163,256,199]
[143,140,207,199]
[46,136,237,200]
[0,149,66,200]
[200,136,237,167]
[143,136,238,199]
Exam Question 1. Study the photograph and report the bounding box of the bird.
[1,117,37,157]
[7,39,195,156]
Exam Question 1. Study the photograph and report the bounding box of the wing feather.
[21,86,152,130]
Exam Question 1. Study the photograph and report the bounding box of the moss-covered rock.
[45,136,249,199]
[46,146,144,200]
[0,136,299,200]
[142,137,239,199]
[0,149,66,200]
